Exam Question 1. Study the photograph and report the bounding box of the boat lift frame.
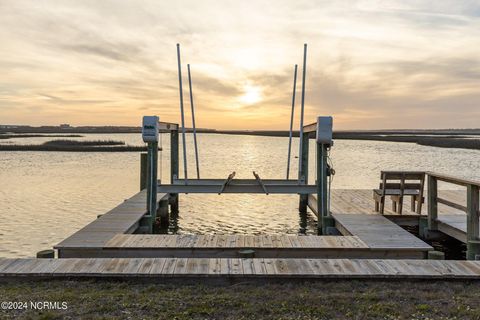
[144,116,333,234]
[143,43,333,234]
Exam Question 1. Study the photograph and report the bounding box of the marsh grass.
[417,138,480,150]
[0,139,147,152]
[42,139,125,146]
[0,134,83,140]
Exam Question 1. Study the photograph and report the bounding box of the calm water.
[1,133,479,257]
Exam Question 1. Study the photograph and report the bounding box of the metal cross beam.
[157,179,317,194]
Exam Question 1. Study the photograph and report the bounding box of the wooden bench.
[373,171,425,214]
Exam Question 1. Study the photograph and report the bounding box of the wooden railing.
[426,172,480,260]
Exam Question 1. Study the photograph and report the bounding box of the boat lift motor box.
[316,116,333,146]
[142,116,159,143]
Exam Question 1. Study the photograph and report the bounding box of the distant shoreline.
[2,126,480,136]
[2,127,480,151]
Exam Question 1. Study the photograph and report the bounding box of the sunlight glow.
[239,84,262,105]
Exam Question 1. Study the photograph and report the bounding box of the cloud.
[60,44,139,63]
[0,0,479,129]
[37,93,112,105]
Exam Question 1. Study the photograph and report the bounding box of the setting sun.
[239,84,262,105]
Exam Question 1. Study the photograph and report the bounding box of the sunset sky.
[1,0,479,129]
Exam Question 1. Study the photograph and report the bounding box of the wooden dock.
[328,189,471,249]
[11,172,480,279]
[51,171,479,261]
[55,190,166,256]
[52,188,473,259]
[1,258,480,280]
[55,190,149,250]
[329,189,465,216]
[333,214,431,258]
[101,234,374,258]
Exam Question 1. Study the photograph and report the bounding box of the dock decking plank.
[437,215,467,242]
[55,191,168,252]
[1,258,480,279]
[105,234,366,249]
[149,258,167,275]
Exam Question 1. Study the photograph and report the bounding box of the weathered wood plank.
[55,191,168,250]
[333,214,432,251]
[1,258,480,279]
[149,258,167,275]
[105,234,367,250]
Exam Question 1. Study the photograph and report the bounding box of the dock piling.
[36,249,54,258]
[428,251,445,260]
[158,199,169,227]
[467,184,480,260]
[140,153,147,190]
[427,175,438,231]
[298,131,309,213]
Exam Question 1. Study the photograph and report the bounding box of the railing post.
[299,131,309,213]
[427,174,438,231]
[170,128,179,214]
[466,184,480,260]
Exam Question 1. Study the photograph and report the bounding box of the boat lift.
[142,44,335,234]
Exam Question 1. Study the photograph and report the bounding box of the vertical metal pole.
[187,64,200,179]
[317,143,329,234]
[152,141,158,214]
[298,44,307,182]
[170,128,179,214]
[298,131,309,213]
[286,64,298,180]
[176,43,188,183]
[147,142,158,231]
[146,145,152,214]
